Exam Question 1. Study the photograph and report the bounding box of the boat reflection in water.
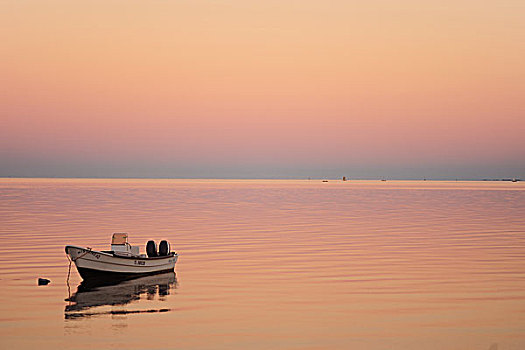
[65,272,177,319]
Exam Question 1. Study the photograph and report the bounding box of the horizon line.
[0,176,521,182]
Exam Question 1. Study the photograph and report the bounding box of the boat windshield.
[111,232,128,245]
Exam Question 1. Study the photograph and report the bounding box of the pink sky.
[1,0,524,178]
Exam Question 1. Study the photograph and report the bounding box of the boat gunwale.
[65,245,177,261]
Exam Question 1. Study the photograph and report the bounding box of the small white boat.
[65,233,178,282]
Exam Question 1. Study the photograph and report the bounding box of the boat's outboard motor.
[159,240,170,256]
[146,240,158,257]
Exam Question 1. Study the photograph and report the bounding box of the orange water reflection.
[0,179,524,349]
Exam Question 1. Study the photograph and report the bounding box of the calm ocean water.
[0,179,524,349]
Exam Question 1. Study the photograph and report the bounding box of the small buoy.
[38,278,50,286]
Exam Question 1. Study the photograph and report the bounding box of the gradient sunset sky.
[1,0,524,179]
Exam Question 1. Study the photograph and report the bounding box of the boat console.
[111,232,142,257]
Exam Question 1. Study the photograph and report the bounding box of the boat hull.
[65,245,178,282]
